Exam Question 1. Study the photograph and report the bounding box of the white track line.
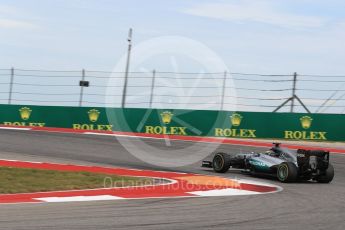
[83,132,168,140]
[188,188,260,196]
[0,127,31,131]
[35,195,124,203]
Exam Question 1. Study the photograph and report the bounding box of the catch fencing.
[0,68,345,113]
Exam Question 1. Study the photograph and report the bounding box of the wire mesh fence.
[0,68,344,114]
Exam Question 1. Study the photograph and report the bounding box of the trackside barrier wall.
[0,104,344,141]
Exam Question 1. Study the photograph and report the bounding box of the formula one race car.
[202,143,334,183]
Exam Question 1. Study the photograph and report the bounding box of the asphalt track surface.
[0,129,344,230]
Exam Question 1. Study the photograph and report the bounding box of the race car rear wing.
[297,149,330,171]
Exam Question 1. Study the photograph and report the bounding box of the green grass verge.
[0,166,154,194]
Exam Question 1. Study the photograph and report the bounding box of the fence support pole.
[79,69,85,107]
[149,70,156,108]
[290,72,297,112]
[273,72,310,113]
[121,28,133,108]
[8,67,14,105]
[220,71,227,110]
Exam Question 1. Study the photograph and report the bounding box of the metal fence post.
[290,72,297,112]
[274,72,310,113]
[8,67,14,105]
[149,70,156,108]
[79,69,85,107]
[220,71,227,110]
[121,28,133,108]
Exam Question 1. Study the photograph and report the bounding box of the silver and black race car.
[202,143,334,183]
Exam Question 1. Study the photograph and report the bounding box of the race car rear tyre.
[277,162,298,183]
[315,163,334,183]
[212,152,231,173]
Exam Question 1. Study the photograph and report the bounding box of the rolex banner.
[0,104,344,141]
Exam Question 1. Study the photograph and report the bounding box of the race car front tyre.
[277,162,298,183]
[315,163,334,183]
[212,152,231,173]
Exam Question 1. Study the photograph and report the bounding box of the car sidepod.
[249,154,285,173]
